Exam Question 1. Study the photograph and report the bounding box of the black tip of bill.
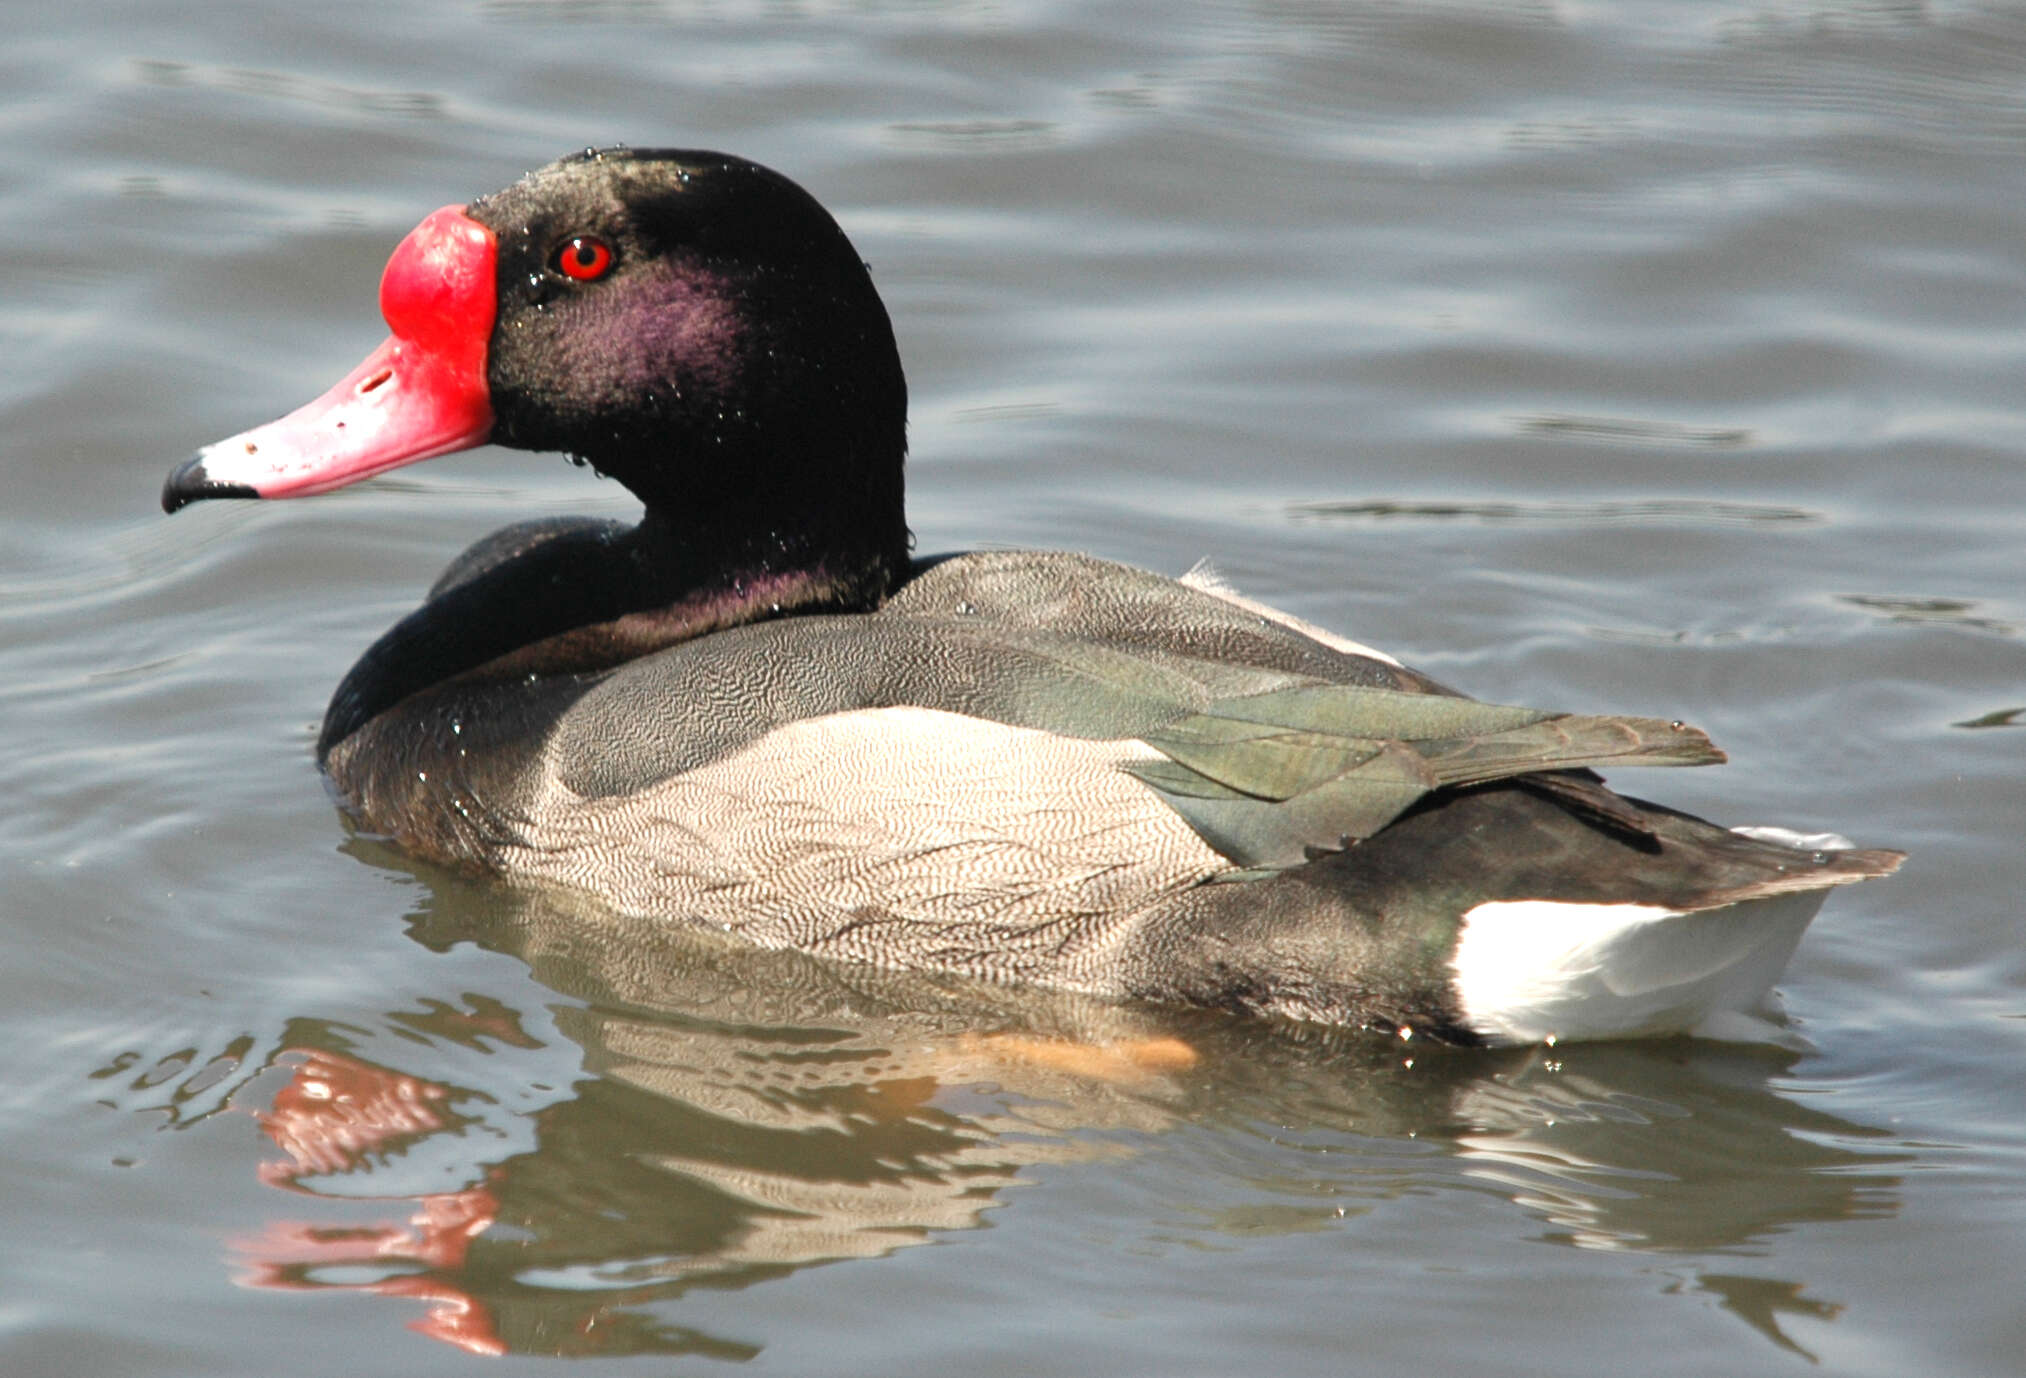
[161,452,259,514]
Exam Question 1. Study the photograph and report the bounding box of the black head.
[472,150,906,531]
[167,147,910,587]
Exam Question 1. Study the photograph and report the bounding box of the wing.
[544,553,1722,874]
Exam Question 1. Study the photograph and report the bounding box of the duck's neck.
[601,376,913,602]
[620,484,908,613]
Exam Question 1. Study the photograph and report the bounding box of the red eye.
[554,235,614,282]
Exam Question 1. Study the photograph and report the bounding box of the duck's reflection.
[223,883,1904,1360]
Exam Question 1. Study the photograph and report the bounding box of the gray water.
[3,1,2022,1373]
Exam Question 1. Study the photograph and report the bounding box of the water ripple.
[1291,497,1820,527]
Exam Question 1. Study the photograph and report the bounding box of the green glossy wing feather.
[1126,684,1724,869]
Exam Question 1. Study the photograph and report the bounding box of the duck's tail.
[1451,827,1904,1046]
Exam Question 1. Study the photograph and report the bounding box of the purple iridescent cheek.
[570,259,745,406]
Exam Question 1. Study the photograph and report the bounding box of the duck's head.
[164,148,910,580]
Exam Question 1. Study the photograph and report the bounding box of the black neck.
[612,444,910,604]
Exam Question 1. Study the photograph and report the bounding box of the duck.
[162,147,1902,1046]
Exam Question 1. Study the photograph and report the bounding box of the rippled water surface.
[4,2,2022,1373]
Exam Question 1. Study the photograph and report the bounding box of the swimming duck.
[163,148,1901,1046]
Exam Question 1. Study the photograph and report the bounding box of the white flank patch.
[1179,560,1404,667]
[1452,890,1828,1046]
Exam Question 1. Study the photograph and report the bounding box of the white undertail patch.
[1450,826,1867,1045]
[1452,891,1826,1046]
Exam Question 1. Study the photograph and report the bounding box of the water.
[3,1,2021,1372]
